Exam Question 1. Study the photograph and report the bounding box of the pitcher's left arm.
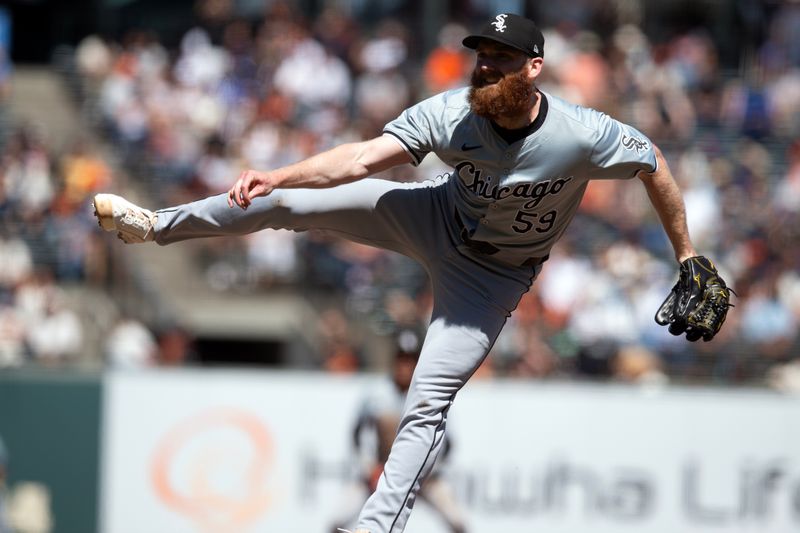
[637,145,697,263]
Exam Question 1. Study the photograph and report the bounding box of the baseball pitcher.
[93,13,731,533]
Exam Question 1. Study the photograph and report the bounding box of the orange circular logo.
[150,409,274,532]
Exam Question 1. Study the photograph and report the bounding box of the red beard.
[467,68,535,121]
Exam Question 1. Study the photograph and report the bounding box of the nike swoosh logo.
[461,143,482,151]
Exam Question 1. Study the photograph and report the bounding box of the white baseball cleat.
[92,193,157,243]
[336,529,371,533]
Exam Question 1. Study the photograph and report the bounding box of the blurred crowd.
[0,124,106,367]
[2,0,800,387]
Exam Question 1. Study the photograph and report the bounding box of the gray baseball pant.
[154,177,538,532]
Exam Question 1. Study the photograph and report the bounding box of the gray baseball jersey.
[384,87,657,265]
[148,86,658,533]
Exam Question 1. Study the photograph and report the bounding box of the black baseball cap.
[463,13,544,58]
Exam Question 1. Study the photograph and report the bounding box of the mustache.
[470,69,501,88]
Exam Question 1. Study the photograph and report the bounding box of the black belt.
[454,210,549,267]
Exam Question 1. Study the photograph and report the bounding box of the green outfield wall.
[0,370,102,533]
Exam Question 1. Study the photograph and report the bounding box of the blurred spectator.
[24,287,83,367]
[0,234,33,289]
[175,28,230,91]
[739,279,796,361]
[557,30,612,110]
[14,272,81,362]
[104,317,158,369]
[675,147,722,251]
[317,307,361,373]
[630,44,697,142]
[193,0,235,45]
[1,130,54,215]
[506,328,559,378]
[0,303,25,368]
[612,344,669,386]
[774,139,800,213]
[193,135,235,193]
[5,481,52,533]
[766,359,800,394]
[156,326,195,366]
[422,24,470,95]
[246,228,301,286]
[776,269,800,325]
[274,27,351,109]
[60,141,111,209]
[574,339,618,379]
[75,35,114,85]
[351,19,411,128]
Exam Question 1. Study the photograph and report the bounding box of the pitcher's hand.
[227,169,275,209]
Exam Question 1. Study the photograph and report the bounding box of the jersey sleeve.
[382,92,448,167]
[588,114,658,180]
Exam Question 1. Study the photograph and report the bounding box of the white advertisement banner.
[100,370,800,533]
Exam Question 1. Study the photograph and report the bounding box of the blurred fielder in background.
[330,329,467,533]
[94,12,731,533]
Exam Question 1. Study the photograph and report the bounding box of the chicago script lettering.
[455,161,573,208]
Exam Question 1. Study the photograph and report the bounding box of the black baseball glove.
[655,256,734,342]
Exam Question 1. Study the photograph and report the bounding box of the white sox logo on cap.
[463,13,545,58]
[492,14,508,33]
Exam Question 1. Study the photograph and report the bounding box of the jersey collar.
[490,91,549,145]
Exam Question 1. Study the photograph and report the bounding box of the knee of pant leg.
[404,393,453,426]
[409,377,464,410]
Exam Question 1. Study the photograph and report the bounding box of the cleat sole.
[93,194,116,231]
